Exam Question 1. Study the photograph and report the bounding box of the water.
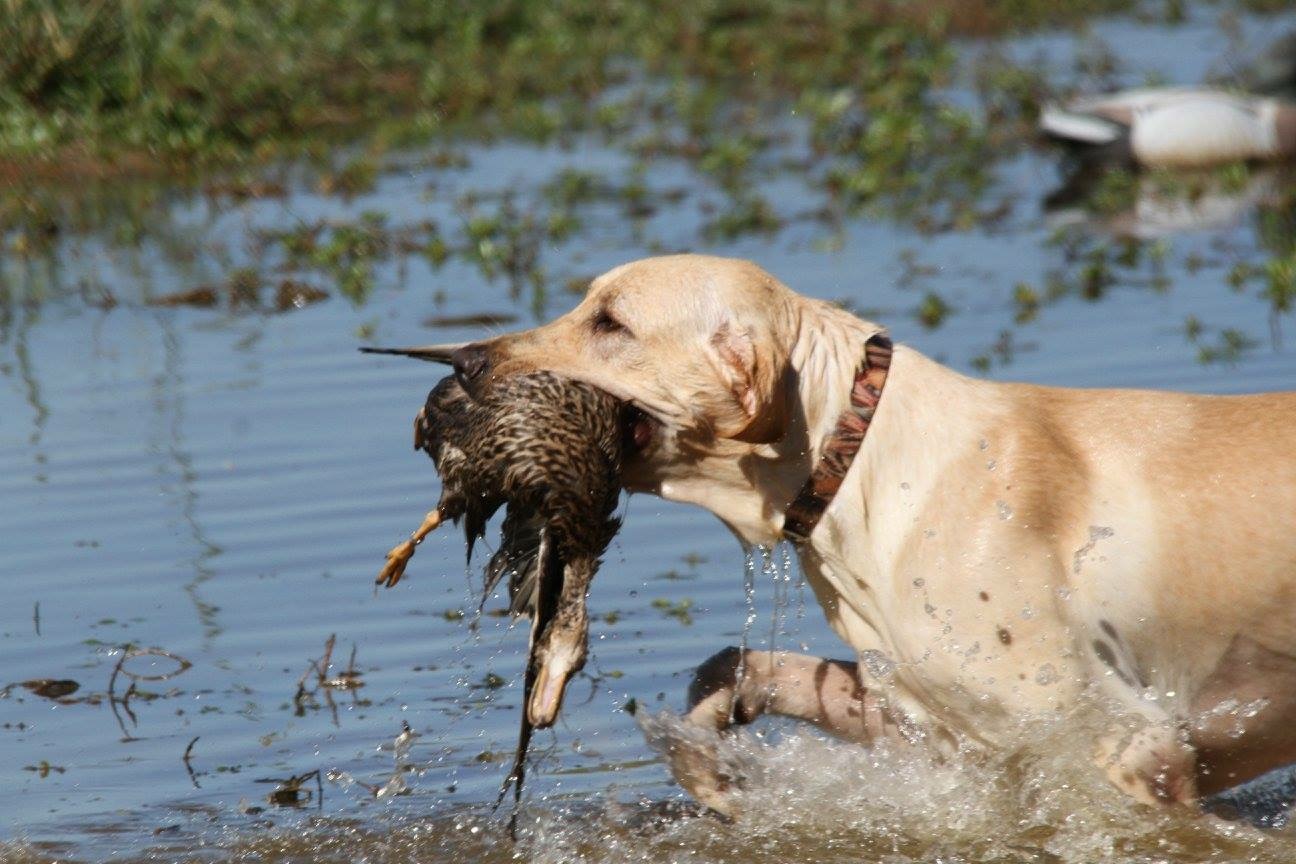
[3,6,1296,861]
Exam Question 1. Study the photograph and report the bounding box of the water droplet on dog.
[1055,586,1072,601]
[986,459,997,471]
[1035,664,1059,685]
[912,577,925,588]
[979,438,989,451]
[861,649,896,681]
[995,500,1013,521]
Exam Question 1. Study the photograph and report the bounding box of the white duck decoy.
[1040,86,1296,168]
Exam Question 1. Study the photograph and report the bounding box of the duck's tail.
[1039,105,1135,165]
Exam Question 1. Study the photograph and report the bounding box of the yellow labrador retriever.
[411,254,1296,815]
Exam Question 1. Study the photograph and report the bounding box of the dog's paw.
[1097,724,1197,807]
[638,709,744,819]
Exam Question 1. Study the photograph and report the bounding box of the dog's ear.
[707,319,784,443]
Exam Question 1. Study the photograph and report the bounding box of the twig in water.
[317,634,337,686]
[323,642,364,690]
[107,647,192,741]
[294,635,364,722]
[183,736,201,788]
[293,634,336,713]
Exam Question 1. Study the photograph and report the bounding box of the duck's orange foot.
[376,539,418,588]
[375,509,444,589]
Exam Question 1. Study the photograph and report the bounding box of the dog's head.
[452,255,802,480]
[371,254,877,541]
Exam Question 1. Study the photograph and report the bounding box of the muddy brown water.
[4,8,1296,862]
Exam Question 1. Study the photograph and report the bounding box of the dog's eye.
[592,309,628,336]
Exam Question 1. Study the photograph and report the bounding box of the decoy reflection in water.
[362,346,634,826]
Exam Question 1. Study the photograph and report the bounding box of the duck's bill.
[359,343,465,364]
[527,635,587,728]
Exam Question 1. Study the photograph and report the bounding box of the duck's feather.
[482,512,544,617]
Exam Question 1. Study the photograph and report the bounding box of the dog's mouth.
[621,403,658,457]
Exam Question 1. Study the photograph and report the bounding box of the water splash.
[629,705,1291,864]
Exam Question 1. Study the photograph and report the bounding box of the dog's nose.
[452,343,491,388]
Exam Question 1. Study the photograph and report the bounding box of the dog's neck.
[651,299,886,547]
[787,300,887,469]
[811,346,994,584]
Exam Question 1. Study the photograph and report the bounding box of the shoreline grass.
[0,0,1138,178]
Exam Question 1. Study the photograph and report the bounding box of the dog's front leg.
[664,647,904,816]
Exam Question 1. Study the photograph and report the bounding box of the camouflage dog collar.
[782,333,893,543]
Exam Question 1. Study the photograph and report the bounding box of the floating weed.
[1264,251,1296,314]
[681,551,708,568]
[1080,245,1113,301]
[1086,167,1139,215]
[479,672,507,691]
[654,569,693,582]
[1013,282,1040,324]
[540,169,608,208]
[917,291,953,329]
[702,194,781,242]
[651,597,695,626]
[318,156,380,197]
[1186,318,1259,365]
[273,279,329,312]
[23,761,66,777]
[461,198,546,300]
[975,49,1053,133]
[3,679,80,700]
[255,769,323,810]
[1229,261,1262,291]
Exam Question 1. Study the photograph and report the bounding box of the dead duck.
[362,351,629,820]
[374,369,626,724]
[1040,87,1296,168]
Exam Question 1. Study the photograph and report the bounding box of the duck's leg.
[375,509,443,588]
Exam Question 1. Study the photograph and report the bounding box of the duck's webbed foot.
[375,509,443,588]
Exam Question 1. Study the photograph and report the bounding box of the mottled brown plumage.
[412,372,624,621]
[372,370,625,827]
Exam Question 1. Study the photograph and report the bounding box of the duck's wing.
[482,512,544,616]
